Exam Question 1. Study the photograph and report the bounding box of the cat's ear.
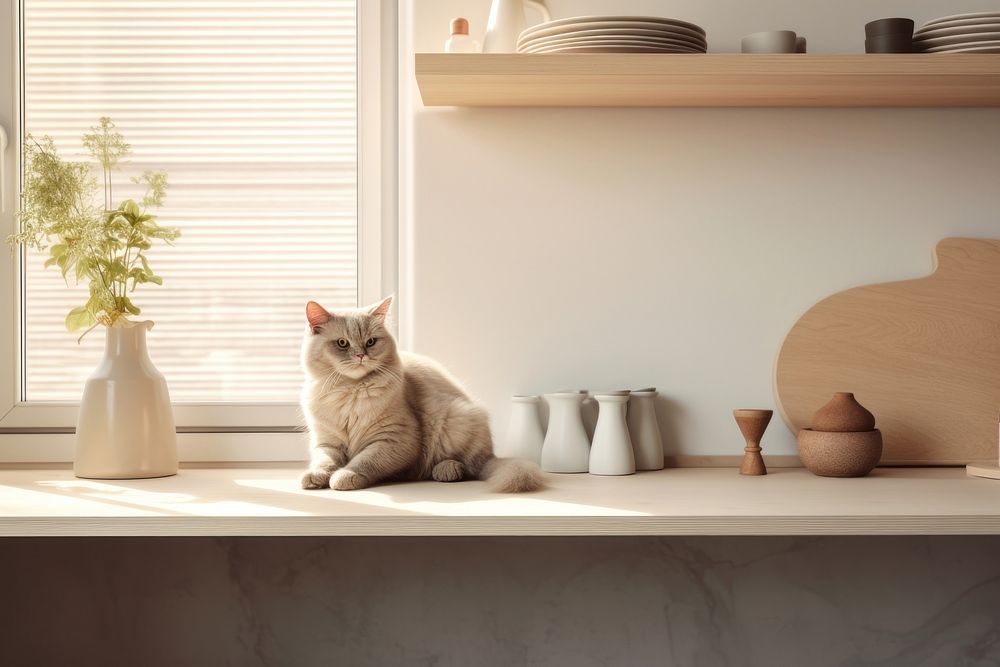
[306,301,331,333]
[369,295,393,321]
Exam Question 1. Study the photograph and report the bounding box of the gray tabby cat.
[300,296,543,493]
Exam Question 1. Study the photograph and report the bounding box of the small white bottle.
[445,17,480,53]
[541,392,591,473]
[589,394,636,476]
[501,395,544,464]
[627,389,665,471]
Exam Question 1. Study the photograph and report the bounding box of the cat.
[299,296,544,493]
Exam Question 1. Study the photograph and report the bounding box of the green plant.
[6,117,178,337]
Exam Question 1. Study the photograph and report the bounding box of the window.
[0,1,395,437]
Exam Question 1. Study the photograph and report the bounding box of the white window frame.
[0,0,399,460]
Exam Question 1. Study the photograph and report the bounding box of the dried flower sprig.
[6,117,178,337]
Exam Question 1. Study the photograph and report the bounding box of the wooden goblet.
[734,409,773,476]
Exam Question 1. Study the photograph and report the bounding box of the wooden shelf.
[415,53,1000,107]
[2,466,999,536]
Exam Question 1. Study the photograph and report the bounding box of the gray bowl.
[741,30,797,54]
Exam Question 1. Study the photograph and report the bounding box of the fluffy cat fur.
[299,296,543,493]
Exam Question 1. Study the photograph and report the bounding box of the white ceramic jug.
[627,389,665,470]
[75,322,178,479]
[589,394,636,476]
[483,0,551,53]
[501,395,545,463]
[541,392,591,473]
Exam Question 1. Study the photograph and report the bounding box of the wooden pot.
[797,429,883,477]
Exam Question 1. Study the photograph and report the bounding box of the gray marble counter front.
[2,535,998,666]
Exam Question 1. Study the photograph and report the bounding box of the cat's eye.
[336,338,350,349]
[365,337,377,348]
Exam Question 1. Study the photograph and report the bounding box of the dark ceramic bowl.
[865,34,914,53]
[865,18,914,39]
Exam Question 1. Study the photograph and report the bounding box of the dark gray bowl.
[865,33,914,53]
[865,18,914,39]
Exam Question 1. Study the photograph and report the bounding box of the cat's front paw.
[432,459,465,482]
[300,468,333,490]
[329,469,370,491]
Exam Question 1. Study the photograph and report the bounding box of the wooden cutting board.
[775,238,1000,465]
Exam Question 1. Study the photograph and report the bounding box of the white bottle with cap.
[445,18,480,53]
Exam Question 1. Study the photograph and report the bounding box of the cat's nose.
[356,353,366,361]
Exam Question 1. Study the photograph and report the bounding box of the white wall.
[403,0,1000,458]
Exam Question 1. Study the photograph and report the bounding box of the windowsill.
[0,466,997,537]
[0,432,309,463]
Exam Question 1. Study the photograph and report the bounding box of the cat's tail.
[480,457,545,493]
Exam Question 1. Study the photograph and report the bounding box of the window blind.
[21,0,358,402]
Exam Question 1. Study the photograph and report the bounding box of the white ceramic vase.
[501,395,544,463]
[589,394,635,476]
[483,0,551,53]
[75,322,178,479]
[627,389,665,470]
[541,392,590,473]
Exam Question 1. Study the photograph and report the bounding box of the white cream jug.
[483,0,551,53]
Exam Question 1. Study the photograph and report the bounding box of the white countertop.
[0,466,997,537]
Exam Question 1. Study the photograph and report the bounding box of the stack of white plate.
[516,15,707,54]
[914,11,1000,53]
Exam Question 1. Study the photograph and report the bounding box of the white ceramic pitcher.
[483,0,551,53]
[75,321,178,479]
